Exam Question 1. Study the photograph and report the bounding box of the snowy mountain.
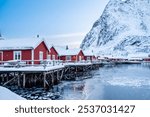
[80,0,150,57]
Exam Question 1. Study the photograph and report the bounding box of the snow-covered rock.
[80,0,150,57]
[0,86,25,100]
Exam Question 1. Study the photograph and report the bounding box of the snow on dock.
[64,62,93,66]
[0,65,65,73]
[0,61,102,89]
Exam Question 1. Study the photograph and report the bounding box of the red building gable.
[49,46,59,60]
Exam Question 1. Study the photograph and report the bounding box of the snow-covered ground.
[0,86,25,100]
[0,65,65,72]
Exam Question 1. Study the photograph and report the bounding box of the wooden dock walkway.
[0,60,103,89]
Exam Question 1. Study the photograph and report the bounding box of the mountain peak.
[81,0,150,57]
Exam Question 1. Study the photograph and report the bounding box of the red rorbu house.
[0,38,49,64]
[143,57,150,62]
[83,50,96,61]
[54,46,85,62]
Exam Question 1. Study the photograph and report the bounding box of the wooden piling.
[43,73,46,89]
[57,70,59,81]
[23,73,26,88]
[17,73,21,87]
[0,62,102,89]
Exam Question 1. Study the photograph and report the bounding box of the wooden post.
[43,73,46,89]
[23,73,26,88]
[17,73,21,87]
[60,69,64,80]
[57,70,59,81]
[2,74,4,83]
[6,73,9,82]
[51,71,54,85]
[75,66,78,78]
[34,74,37,86]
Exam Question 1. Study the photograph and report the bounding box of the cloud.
[49,32,86,38]
[45,32,86,48]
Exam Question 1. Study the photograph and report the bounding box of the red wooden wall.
[50,47,59,60]
[34,41,49,64]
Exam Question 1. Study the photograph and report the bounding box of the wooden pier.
[0,60,102,89]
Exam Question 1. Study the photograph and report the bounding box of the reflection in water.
[55,64,150,100]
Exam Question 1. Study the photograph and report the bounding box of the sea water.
[57,64,150,100]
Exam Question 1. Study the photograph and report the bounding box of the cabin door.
[39,51,43,60]
[0,51,3,61]
[79,56,82,61]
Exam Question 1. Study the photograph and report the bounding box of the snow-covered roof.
[44,39,53,49]
[54,46,81,56]
[83,50,94,56]
[0,38,47,50]
[128,53,149,58]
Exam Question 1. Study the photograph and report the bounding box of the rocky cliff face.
[80,0,150,57]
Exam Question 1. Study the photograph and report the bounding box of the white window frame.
[0,51,3,61]
[66,56,71,61]
[13,51,21,61]
[39,51,43,60]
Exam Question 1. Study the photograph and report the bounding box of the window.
[79,56,82,61]
[47,55,51,60]
[66,56,71,61]
[14,51,21,60]
[87,57,91,61]
[39,51,43,60]
[52,55,55,60]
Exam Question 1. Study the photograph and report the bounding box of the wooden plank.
[23,74,26,88]
[3,77,16,86]
[43,73,46,89]
[51,71,54,85]
[60,70,64,80]
[57,70,59,81]
[17,73,21,87]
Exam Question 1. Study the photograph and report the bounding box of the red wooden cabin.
[0,38,49,64]
[54,46,85,62]
[143,58,150,62]
[83,50,95,61]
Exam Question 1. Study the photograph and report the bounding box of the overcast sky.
[0,0,109,48]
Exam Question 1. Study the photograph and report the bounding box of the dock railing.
[0,60,64,68]
[0,59,103,68]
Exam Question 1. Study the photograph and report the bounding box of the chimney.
[37,34,39,38]
[66,45,69,50]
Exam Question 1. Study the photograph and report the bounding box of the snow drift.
[0,86,25,100]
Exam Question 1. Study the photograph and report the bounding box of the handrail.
[0,59,103,68]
